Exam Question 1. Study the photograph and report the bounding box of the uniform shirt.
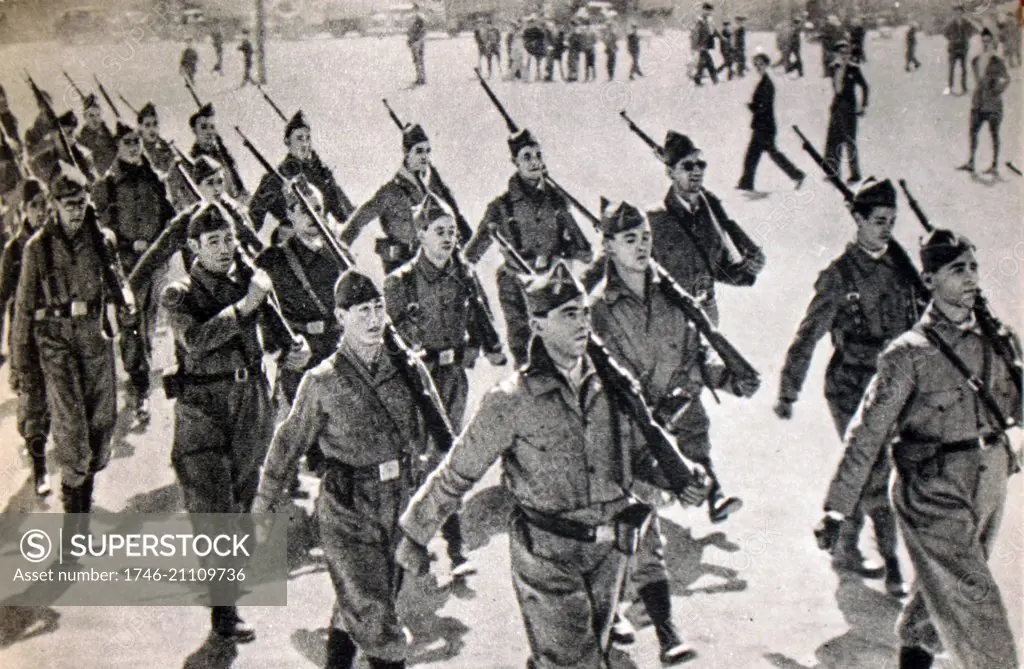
[465,173,592,270]
[256,338,427,510]
[92,156,175,270]
[779,242,923,403]
[384,250,497,354]
[400,339,669,546]
[590,264,715,439]
[11,211,109,371]
[249,150,354,231]
[971,52,1010,114]
[76,124,117,176]
[825,304,1022,516]
[340,167,472,254]
[191,140,246,200]
[648,186,762,325]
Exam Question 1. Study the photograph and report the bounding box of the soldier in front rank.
[463,128,592,366]
[648,131,764,325]
[189,102,247,201]
[816,230,1022,669]
[254,271,434,669]
[76,94,116,177]
[340,123,472,274]
[590,200,759,664]
[1,179,52,496]
[397,261,710,669]
[775,180,925,596]
[11,163,126,524]
[136,102,191,211]
[249,111,354,236]
[92,122,176,429]
[162,203,309,642]
[383,194,506,575]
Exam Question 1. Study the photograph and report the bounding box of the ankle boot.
[211,605,256,643]
[639,581,696,664]
[898,646,933,669]
[324,627,357,669]
[28,437,50,496]
[884,557,908,598]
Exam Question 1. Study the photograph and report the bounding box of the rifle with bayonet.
[62,71,87,104]
[236,125,457,450]
[117,94,138,117]
[92,74,121,120]
[256,85,288,122]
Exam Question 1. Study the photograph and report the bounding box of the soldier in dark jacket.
[249,111,353,235]
[776,180,924,596]
[463,129,593,365]
[943,5,976,95]
[396,261,710,669]
[627,22,643,79]
[407,7,427,86]
[92,122,175,428]
[849,15,867,63]
[12,163,124,527]
[824,40,869,184]
[189,103,247,201]
[254,271,430,669]
[737,54,806,192]
[76,94,116,176]
[162,203,309,642]
[717,20,734,80]
[341,123,471,274]
[239,30,256,87]
[648,132,764,325]
[1,179,52,496]
[136,102,190,211]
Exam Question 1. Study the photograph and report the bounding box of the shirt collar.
[922,302,980,335]
[414,249,453,282]
[601,261,655,305]
[523,337,594,397]
[856,242,889,261]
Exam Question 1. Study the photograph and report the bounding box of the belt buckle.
[389,245,402,261]
[234,367,249,382]
[378,459,400,482]
[438,349,455,366]
[34,308,46,321]
[595,525,615,544]
[534,255,550,270]
[70,301,88,317]
[133,240,148,253]
[306,320,325,335]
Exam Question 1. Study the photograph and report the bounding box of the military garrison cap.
[525,261,585,316]
[662,131,698,167]
[402,123,429,152]
[189,102,215,129]
[193,155,223,184]
[920,229,975,274]
[22,177,45,203]
[57,110,78,128]
[702,2,713,10]
[413,192,453,229]
[600,198,645,237]
[187,201,232,239]
[851,178,896,210]
[49,161,88,199]
[334,271,382,310]
[508,128,540,159]
[114,122,137,143]
[137,102,157,123]
[284,110,310,141]
[83,93,100,110]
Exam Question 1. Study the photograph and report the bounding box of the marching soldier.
[29,111,95,185]
[136,102,191,211]
[161,203,309,642]
[189,102,247,201]
[254,270,433,669]
[590,200,758,663]
[463,128,592,366]
[92,122,176,429]
[383,194,506,574]
[11,163,125,525]
[1,178,52,496]
[396,261,710,669]
[340,123,472,274]
[943,5,975,96]
[776,180,924,596]
[824,39,869,185]
[75,94,116,176]
[693,3,719,86]
[648,131,765,325]
[816,230,1022,669]
[250,111,354,235]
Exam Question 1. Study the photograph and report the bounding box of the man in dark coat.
[627,22,643,79]
[76,94,116,177]
[824,39,869,184]
[693,4,719,86]
[737,54,806,192]
[239,30,256,87]
[733,16,747,77]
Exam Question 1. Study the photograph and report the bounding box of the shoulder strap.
[281,243,330,317]
[502,191,524,250]
[921,324,1011,430]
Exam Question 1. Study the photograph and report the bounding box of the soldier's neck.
[617,263,647,298]
[934,300,972,326]
[347,338,382,368]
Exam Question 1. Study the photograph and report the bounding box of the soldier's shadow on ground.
[660,516,747,596]
[181,633,239,669]
[0,559,80,649]
[763,571,903,669]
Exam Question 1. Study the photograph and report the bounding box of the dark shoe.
[794,175,806,190]
[956,162,975,173]
[367,659,405,669]
[846,175,861,185]
[211,606,256,643]
[324,627,357,669]
[709,495,743,523]
[610,613,636,645]
[831,552,886,579]
[736,184,754,192]
[660,642,698,665]
[28,438,51,497]
[898,646,934,669]
[884,558,908,598]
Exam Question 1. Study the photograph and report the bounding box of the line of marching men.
[0,68,1020,669]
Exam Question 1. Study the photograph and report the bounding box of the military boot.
[831,514,884,578]
[706,478,742,524]
[898,646,933,669]
[639,581,697,665]
[210,605,256,643]
[27,436,50,497]
[884,557,908,598]
[324,627,357,669]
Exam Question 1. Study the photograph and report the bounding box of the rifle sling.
[281,243,330,319]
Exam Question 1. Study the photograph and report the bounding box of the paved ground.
[0,22,1020,669]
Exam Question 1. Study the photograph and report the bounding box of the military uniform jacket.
[830,63,869,111]
[76,124,117,176]
[591,264,716,439]
[93,157,175,269]
[383,251,500,355]
[249,150,354,232]
[780,243,923,404]
[0,220,33,307]
[400,339,671,546]
[648,187,762,325]
[191,140,246,200]
[465,173,593,271]
[257,339,428,510]
[627,32,641,56]
[142,136,192,211]
[944,17,975,53]
[825,304,1022,516]
[255,236,340,360]
[11,210,111,372]
[971,53,1010,114]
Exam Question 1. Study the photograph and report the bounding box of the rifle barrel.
[256,85,288,122]
[382,98,405,130]
[897,179,934,233]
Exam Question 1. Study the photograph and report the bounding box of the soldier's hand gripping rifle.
[92,74,121,120]
[256,85,288,123]
[899,179,1023,400]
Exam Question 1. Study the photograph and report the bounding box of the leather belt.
[178,363,264,386]
[34,299,101,321]
[937,433,1003,455]
[423,347,464,367]
[516,505,615,543]
[326,456,410,483]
